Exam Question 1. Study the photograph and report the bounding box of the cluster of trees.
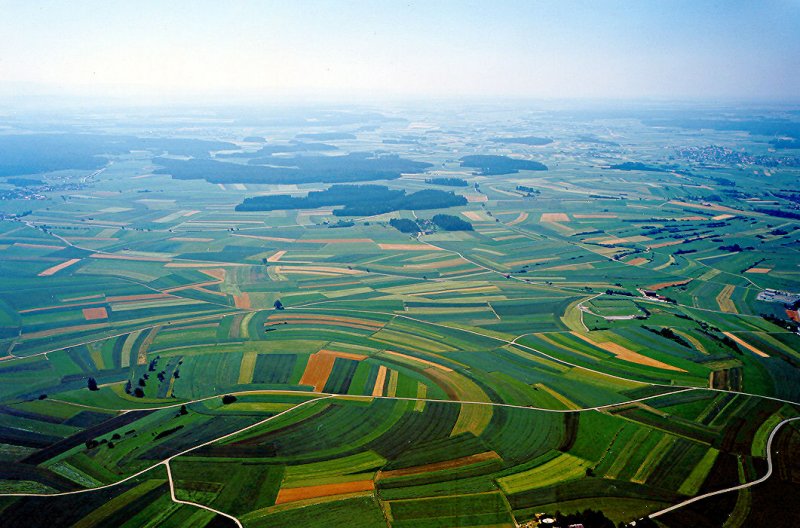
[425,177,468,187]
[460,155,547,175]
[236,184,466,216]
[389,214,474,233]
[389,218,421,233]
[431,214,473,231]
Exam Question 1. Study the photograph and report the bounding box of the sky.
[0,0,799,104]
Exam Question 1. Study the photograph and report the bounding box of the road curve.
[648,416,800,519]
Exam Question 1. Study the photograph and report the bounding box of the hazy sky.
[1,0,799,103]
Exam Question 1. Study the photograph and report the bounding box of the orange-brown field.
[38,258,81,277]
[267,250,287,262]
[626,257,649,266]
[298,349,368,391]
[645,279,693,291]
[540,212,570,222]
[648,240,685,249]
[82,307,108,321]
[571,332,686,372]
[722,332,769,357]
[507,212,529,225]
[745,267,771,274]
[234,292,251,309]
[378,243,443,251]
[275,480,375,504]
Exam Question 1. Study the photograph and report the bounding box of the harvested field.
[716,284,737,313]
[299,352,336,391]
[275,480,375,504]
[199,268,226,281]
[507,212,529,225]
[465,194,488,202]
[723,332,769,358]
[274,265,364,276]
[570,332,686,372]
[712,214,736,220]
[645,279,692,291]
[378,243,443,251]
[540,213,570,222]
[745,267,771,274]
[234,292,252,309]
[372,365,387,396]
[648,240,684,249]
[463,211,491,221]
[297,349,365,391]
[378,451,500,479]
[82,307,108,320]
[267,250,287,262]
[38,258,81,277]
[627,257,649,266]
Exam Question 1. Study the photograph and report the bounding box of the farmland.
[0,103,798,527]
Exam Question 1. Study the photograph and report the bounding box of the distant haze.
[1,0,799,104]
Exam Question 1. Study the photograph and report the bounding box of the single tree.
[87,377,99,391]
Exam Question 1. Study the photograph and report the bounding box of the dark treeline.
[155,152,432,185]
[236,184,466,216]
[460,155,547,175]
[425,177,468,187]
[755,207,800,220]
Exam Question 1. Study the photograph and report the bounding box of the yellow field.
[716,284,737,313]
